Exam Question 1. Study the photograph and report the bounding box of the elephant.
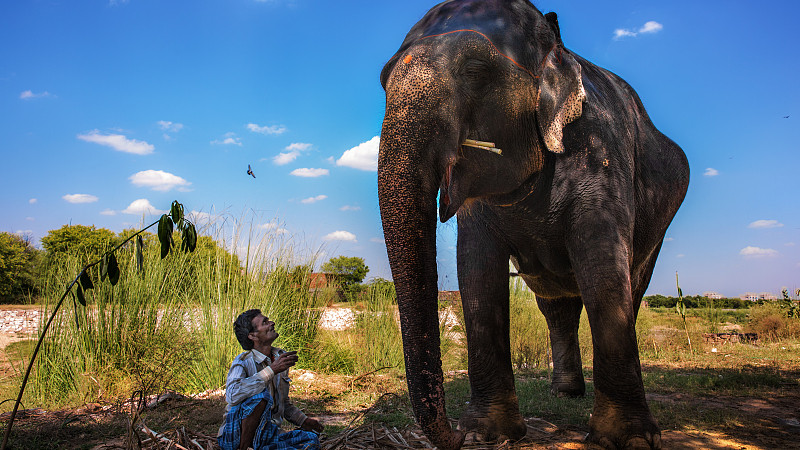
[377,1,689,449]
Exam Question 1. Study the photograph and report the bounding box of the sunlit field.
[1,221,798,449]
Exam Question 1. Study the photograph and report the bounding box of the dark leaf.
[157,214,172,244]
[188,223,197,252]
[136,235,144,272]
[171,201,184,229]
[181,223,197,253]
[80,270,94,291]
[100,255,109,282]
[158,214,173,259]
[108,253,120,286]
[76,284,87,307]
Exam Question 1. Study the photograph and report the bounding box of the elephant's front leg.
[456,217,527,441]
[569,232,660,449]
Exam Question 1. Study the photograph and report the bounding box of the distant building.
[308,273,344,290]
[703,291,723,299]
[740,292,777,302]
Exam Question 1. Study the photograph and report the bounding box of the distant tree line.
[0,224,242,304]
[644,294,752,309]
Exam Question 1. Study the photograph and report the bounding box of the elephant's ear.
[536,48,586,154]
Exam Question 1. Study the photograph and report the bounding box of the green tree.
[0,232,41,303]
[41,225,117,264]
[321,256,369,299]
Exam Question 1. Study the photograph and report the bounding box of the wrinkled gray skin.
[377,1,689,449]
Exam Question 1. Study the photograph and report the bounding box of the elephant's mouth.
[439,139,502,222]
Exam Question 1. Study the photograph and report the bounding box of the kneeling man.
[218,309,324,450]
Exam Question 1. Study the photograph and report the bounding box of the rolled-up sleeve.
[225,362,274,406]
[283,399,308,426]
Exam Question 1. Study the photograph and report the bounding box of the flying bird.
[247,164,256,178]
[784,115,790,119]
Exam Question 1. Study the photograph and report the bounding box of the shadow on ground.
[1,362,798,449]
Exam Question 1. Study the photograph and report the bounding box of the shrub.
[747,303,800,340]
[0,232,41,303]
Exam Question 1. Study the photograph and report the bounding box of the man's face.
[249,313,278,346]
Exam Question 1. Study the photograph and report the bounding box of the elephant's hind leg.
[536,296,586,397]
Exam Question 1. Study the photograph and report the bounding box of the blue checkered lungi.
[218,390,320,450]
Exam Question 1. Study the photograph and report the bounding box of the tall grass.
[26,214,326,408]
[508,278,593,371]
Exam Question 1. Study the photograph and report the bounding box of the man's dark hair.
[234,309,261,350]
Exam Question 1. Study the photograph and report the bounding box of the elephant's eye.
[459,59,492,94]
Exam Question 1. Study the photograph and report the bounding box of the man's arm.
[282,397,308,427]
[225,362,274,406]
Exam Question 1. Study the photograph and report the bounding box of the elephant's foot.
[551,371,585,398]
[585,430,661,450]
[456,402,527,442]
[585,392,661,449]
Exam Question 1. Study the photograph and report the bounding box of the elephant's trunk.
[378,79,464,449]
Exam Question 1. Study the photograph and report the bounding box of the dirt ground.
[3,389,799,449]
[1,328,799,449]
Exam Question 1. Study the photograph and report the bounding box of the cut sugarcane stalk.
[464,139,495,148]
[462,139,502,155]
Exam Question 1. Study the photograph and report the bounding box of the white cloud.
[785,242,795,247]
[78,130,154,155]
[25,217,34,221]
[100,209,116,216]
[370,237,385,244]
[337,136,379,171]
[63,194,99,204]
[20,90,53,100]
[129,170,192,192]
[158,121,184,133]
[274,152,297,165]
[122,199,163,215]
[614,20,664,40]
[664,237,674,242]
[676,254,685,258]
[291,168,329,178]
[340,205,361,211]
[259,222,288,234]
[28,198,37,204]
[640,21,664,34]
[748,219,783,229]
[273,142,312,165]
[704,168,719,177]
[613,29,637,39]
[323,230,357,242]
[740,246,779,258]
[301,195,327,204]
[247,123,287,135]
[211,132,242,146]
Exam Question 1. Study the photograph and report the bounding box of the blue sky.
[2,0,798,298]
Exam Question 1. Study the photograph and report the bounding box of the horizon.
[2,0,798,299]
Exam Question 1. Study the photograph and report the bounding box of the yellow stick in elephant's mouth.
[463,139,502,155]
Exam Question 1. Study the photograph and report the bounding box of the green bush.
[0,232,41,303]
[747,302,800,341]
[41,225,117,265]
